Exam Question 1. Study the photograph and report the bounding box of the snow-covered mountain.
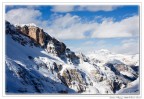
[5,21,139,94]
[88,49,139,66]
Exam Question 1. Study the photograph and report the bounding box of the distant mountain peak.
[97,49,111,53]
[91,49,112,55]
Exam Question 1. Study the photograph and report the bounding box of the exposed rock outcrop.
[16,25,45,46]
[59,69,86,92]
[77,53,89,63]
[47,38,66,56]
[65,48,80,64]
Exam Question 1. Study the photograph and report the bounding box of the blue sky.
[5,5,139,54]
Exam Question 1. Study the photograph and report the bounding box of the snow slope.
[6,34,73,93]
[116,78,139,94]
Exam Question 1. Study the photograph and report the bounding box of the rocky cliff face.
[59,69,86,92]
[14,22,68,57]
[16,25,45,46]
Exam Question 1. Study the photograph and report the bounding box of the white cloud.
[46,14,139,40]
[92,15,139,38]
[45,13,93,39]
[52,13,80,28]
[51,5,120,12]
[112,39,139,55]
[6,8,42,24]
[51,5,75,12]
[77,5,119,12]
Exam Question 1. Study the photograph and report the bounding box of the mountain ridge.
[5,21,139,94]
